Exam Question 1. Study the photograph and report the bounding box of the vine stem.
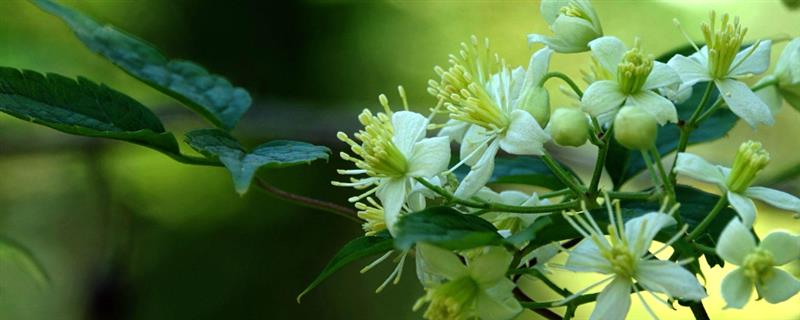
[539,72,584,98]
[541,152,586,196]
[253,177,361,224]
[589,121,612,195]
[649,146,676,204]
[685,193,729,242]
[670,83,714,182]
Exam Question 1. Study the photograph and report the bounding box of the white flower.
[528,0,603,53]
[673,143,800,227]
[668,12,773,127]
[429,38,552,198]
[716,218,800,308]
[414,243,522,320]
[560,202,707,320]
[475,188,549,236]
[582,36,681,125]
[335,94,451,234]
[757,38,800,112]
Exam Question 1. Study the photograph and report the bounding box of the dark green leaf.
[0,67,180,155]
[0,235,50,288]
[605,47,739,188]
[393,207,503,250]
[454,156,579,190]
[297,231,393,302]
[185,129,330,194]
[33,0,252,130]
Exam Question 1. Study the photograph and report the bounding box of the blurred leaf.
[185,129,330,194]
[0,235,50,288]
[394,207,503,250]
[454,156,578,190]
[0,67,180,155]
[32,0,252,130]
[505,216,553,247]
[605,48,737,189]
[297,231,393,303]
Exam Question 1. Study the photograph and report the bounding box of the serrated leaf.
[33,0,252,130]
[393,207,503,250]
[0,235,50,288]
[453,156,579,190]
[0,67,180,155]
[605,48,738,188]
[297,231,393,302]
[185,129,330,194]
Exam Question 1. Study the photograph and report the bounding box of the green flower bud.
[726,140,770,193]
[519,86,551,127]
[613,106,657,150]
[550,108,589,147]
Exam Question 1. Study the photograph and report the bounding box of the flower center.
[702,11,748,79]
[742,248,775,284]
[559,1,591,21]
[338,109,408,178]
[422,277,479,320]
[726,140,770,193]
[355,197,387,236]
[429,36,510,131]
[600,224,637,278]
[617,40,653,94]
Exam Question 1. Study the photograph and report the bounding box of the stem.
[695,98,724,124]
[686,193,729,242]
[589,124,612,195]
[650,146,676,203]
[253,177,360,224]
[641,149,662,189]
[670,83,714,182]
[540,188,572,199]
[607,190,655,201]
[539,72,583,98]
[689,301,711,320]
[415,178,581,213]
[541,152,586,196]
[532,308,562,320]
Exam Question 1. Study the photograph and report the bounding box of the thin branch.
[253,177,360,224]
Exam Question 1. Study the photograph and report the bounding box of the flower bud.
[549,108,589,147]
[613,106,657,150]
[726,140,770,193]
[518,86,551,126]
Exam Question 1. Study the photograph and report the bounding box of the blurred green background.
[0,0,798,319]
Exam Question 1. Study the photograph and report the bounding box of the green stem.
[650,146,676,203]
[641,149,662,189]
[415,178,581,213]
[695,98,724,124]
[607,190,655,201]
[520,293,600,310]
[686,193,729,242]
[539,72,584,98]
[541,152,586,196]
[253,177,361,224]
[540,188,573,199]
[689,301,711,320]
[589,124,613,195]
[670,83,715,182]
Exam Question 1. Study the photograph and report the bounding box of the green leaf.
[32,0,252,130]
[0,67,180,156]
[454,156,579,190]
[297,231,393,302]
[605,52,738,188]
[0,235,50,288]
[185,129,330,194]
[505,216,553,247]
[393,207,503,250]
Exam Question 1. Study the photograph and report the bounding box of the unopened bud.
[550,108,589,147]
[614,106,657,150]
[519,86,551,127]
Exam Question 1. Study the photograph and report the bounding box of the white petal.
[377,178,408,234]
[643,62,681,90]
[775,38,800,77]
[721,268,753,309]
[460,125,491,167]
[391,111,428,156]
[454,142,499,198]
[588,36,627,74]
[715,79,774,128]
[635,260,707,300]
[437,119,470,143]
[416,242,468,280]
[581,80,626,120]
[728,191,757,227]
[477,280,523,320]
[628,90,679,124]
[744,186,800,213]
[407,137,451,177]
[623,212,676,257]
[498,190,531,206]
[756,268,800,304]
[716,217,756,265]
[759,231,800,265]
[673,153,728,187]
[667,54,712,86]
[523,48,553,90]
[729,40,772,77]
[550,15,599,52]
[519,242,561,268]
[528,34,585,54]
[540,0,571,26]
[564,239,613,274]
[499,110,550,155]
[469,247,513,286]
[589,277,632,320]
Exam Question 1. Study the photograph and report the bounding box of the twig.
[253,177,360,224]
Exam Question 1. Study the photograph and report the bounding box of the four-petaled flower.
[716,218,800,308]
[581,36,681,125]
[528,0,603,53]
[668,12,773,127]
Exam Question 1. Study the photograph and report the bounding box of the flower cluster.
[324,1,800,319]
